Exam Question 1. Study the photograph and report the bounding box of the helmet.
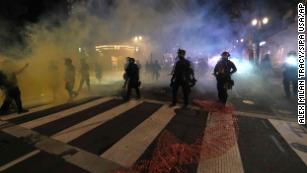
[177,49,186,55]
[130,58,135,63]
[65,58,72,64]
[221,51,230,58]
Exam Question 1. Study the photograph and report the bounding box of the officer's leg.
[155,71,158,80]
[135,86,141,99]
[86,76,90,91]
[66,83,73,99]
[283,78,290,97]
[126,83,132,100]
[78,78,84,92]
[0,95,12,114]
[172,83,179,105]
[12,87,22,112]
[223,87,228,104]
[217,81,224,101]
[12,87,27,113]
[182,84,190,106]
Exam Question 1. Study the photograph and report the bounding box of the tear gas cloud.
[0,0,295,104]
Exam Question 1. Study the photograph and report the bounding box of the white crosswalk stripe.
[0,150,40,172]
[52,100,143,143]
[197,112,244,173]
[100,104,177,167]
[0,101,249,173]
[19,97,113,129]
[1,97,306,173]
[269,119,307,165]
[0,104,55,121]
[0,96,99,121]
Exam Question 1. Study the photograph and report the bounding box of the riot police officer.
[214,51,237,105]
[170,49,196,108]
[78,58,90,92]
[282,51,298,98]
[0,63,29,115]
[125,58,141,100]
[64,58,77,101]
[153,60,161,81]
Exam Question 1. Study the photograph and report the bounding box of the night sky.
[0,0,301,56]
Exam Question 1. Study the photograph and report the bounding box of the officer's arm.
[230,62,237,74]
[189,67,195,79]
[213,63,218,76]
[171,64,177,82]
[15,63,29,75]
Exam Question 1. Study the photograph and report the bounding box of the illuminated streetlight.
[134,36,138,42]
[251,17,269,27]
[251,19,258,26]
[240,38,244,43]
[250,16,270,65]
[236,40,239,43]
[133,35,143,42]
[262,17,269,25]
[259,41,266,46]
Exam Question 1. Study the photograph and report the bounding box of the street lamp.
[134,36,138,42]
[251,17,269,28]
[251,16,270,65]
[133,35,143,42]
[251,19,258,26]
[132,35,143,58]
[262,17,269,25]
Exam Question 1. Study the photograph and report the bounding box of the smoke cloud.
[0,0,297,108]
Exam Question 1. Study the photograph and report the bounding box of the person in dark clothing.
[64,58,77,101]
[95,63,102,82]
[282,51,298,98]
[78,58,90,92]
[0,63,29,115]
[123,57,132,89]
[261,54,272,69]
[153,60,161,81]
[261,54,273,75]
[170,49,196,108]
[125,58,141,100]
[214,51,237,105]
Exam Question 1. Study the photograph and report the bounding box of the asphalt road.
[0,71,305,173]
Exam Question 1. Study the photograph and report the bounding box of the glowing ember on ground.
[112,100,238,173]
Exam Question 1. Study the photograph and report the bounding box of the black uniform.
[153,61,161,81]
[126,61,141,100]
[65,62,77,100]
[214,58,237,104]
[78,60,90,92]
[0,72,27,114]
[171,58,195,106]
[282,63,297,98]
